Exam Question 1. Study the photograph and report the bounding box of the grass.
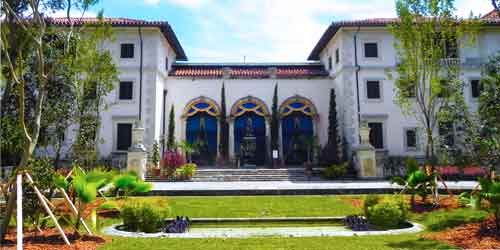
[130,195,362,218]
[98,235,454,250]
[93,195,490,250]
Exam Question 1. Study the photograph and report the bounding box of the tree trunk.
[0,182,16,242]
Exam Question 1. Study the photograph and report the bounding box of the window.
[364,43,378,58]
[438,80,451,98]
[471,79,482,98]
[119,81,133,100]
[366,80,381,99]
[405,128,417,150]
[120,43,134,58]
[116,123,132,151]
[368,122,384,149]
[165,57,169,71]
[328,56,333,70]
[439,122,455,147]
[335,48,340,64]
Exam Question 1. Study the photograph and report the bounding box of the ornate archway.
[230,96,269,166]
[279,96,318,165]
[182,97,220,165]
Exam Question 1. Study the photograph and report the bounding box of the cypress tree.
[270,84,279,152]
[167,105,176,151]
[219,83,229,159]
[324,88,342,164]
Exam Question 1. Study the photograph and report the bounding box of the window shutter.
[119,81,133,100]
[117,123,132,150]
[368,122,384,149]
[364,43,378,58]
[366,81,381,99]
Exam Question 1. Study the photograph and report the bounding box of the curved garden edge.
[103,221,424,238]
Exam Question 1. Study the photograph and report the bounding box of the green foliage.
[176,163,197,179]
[417,208,488,231]
[177,140,196,163]
[323,162,348,179]
[391,168,435,207]
[98,201,120,211]
[270,84,279,152]
[405,158,419,175]
[121,202,170,233]
[475,177,500,229]
[365,196,408,229]
[218,83,229,159]
[113,171,152,196]
[363,195,380,218]
[388,0,479,160]
[322,88,342,165]
[150,140,161,166]
[167,105,176,151]
[22,158,56,225]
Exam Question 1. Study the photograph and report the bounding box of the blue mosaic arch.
[230,96,269,165]
[279,96,317,165]
[183,97,220,165]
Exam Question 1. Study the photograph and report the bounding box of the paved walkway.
[149,180,478,196]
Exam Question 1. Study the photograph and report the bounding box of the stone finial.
[359,123,371,146]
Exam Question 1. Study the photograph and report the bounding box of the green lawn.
[95,195,477,250]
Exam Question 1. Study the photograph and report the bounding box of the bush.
[113,171,152,197]
[323,162,348,179]
[175,163,197,180]
[364,195,408,229]
[23,158,56,225]
[161,151,186,177]
[121,202,170,233]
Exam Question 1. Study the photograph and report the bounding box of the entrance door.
[234,112,266,165]
[282,111,314,165]
[186,112,218,165]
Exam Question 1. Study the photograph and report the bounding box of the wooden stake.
[16,174,22,250]
[24,173,70,245]
[59,188,92,235]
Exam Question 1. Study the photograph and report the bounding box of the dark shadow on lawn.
[386,238,456,250]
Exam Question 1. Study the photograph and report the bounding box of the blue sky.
[57,0,494,62]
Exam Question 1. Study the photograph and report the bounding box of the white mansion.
[49,11,499,166]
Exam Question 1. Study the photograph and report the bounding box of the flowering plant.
[161,151,186,177]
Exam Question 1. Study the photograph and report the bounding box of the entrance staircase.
[146,168,325,182]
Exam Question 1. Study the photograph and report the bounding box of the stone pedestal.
[354,124,381,179]
[127,121,147,180]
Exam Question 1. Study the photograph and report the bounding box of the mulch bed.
[424,217,500,249]
[2,228,107,250]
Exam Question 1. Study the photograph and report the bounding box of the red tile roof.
[169,63,329,79]
[46,17,187,60]
[482,10,500,19]
[308,13,500,60]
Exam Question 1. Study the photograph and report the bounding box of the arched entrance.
[183,97,219,165]
[231,97,269,166]
[280,96,317,165]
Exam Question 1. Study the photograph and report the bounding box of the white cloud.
[144,0,161,5]
[181,0,497,62]
[48,9,97,18]
[167,0,209,9]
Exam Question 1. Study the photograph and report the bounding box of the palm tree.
[177,140,196,163]
[476,177,500,233]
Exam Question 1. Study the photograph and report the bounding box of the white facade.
[55,16,499,165]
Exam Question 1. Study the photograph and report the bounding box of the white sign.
[272,150,279,159]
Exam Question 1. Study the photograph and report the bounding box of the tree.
[493,0,500,12]
[389,0,479,162]
[218,83,229,159]
[150,140,161,167]
[322,88,342,165]
[270,84,279,153]
[178,140,196,163]
[167,105,176,151]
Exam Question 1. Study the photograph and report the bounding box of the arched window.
[279,96,317,165]
[183,97,220,165]
[230,96,269,165]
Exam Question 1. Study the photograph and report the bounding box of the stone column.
[353,124,379,179]
[127,120,148,180]
[228,119,235,160]
[265,117,271,166]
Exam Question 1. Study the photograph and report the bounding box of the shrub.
[323,162,348,179]
[161,151,186,177]
[113,171,152,197]
[176,163,197,180]
[121,202,170,233]
[364,195,408,229]
[405,157,419,175]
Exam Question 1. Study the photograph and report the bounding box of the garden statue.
[127,120,148,180]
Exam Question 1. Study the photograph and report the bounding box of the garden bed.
[103,217,422,238]
[424,217,500,249]
[2,229,106,250]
